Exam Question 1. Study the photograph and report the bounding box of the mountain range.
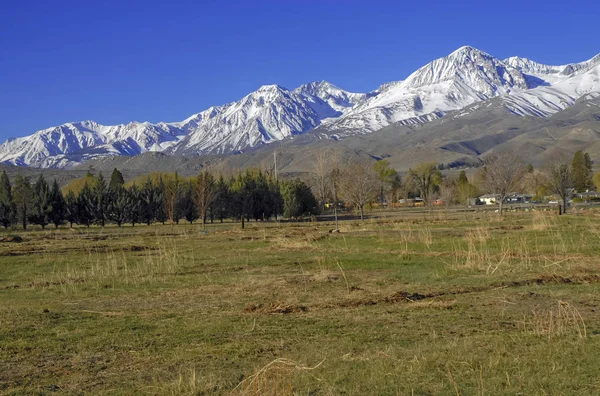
[1,45,599,170]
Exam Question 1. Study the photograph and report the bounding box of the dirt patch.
[244,302,308,314]
[122,245,158,252]
[251,274,600,314]
[0,235,23,243]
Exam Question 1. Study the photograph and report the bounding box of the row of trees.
[0,149,594,229]
[0,168,318,229]
[310,149,597,218]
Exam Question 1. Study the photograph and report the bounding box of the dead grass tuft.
[522,300,587,339]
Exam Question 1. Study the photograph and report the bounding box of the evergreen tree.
[106,185,129,226]
[29,174,51,229]
[0,171,13,228]
[281,178,317,219]
[155,177,168,225]
[140,177,157,225]
[180,181,198,224]
[91,172,107,226]
[571,151,593,192]
[109,168,125,191]
[77,182,95,228]
[127,184,143,226]
[213,176,230,223]
[64,190,78,228]
[12,175,33,230]
[48,180,66,228]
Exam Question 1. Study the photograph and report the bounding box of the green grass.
[1,210,600,394]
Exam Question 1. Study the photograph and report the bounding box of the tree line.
[310,149,597,218]
[0,149,595,230]
[0,168,318,230]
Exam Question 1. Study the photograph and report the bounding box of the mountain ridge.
[1,46,599,168]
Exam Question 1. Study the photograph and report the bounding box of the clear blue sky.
[1,0,598,140]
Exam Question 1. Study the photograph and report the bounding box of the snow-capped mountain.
[505,53,600,86]
[1,45,599,168]
[293,80,371,119]
[502,63,600,117]
[318,46,531,135]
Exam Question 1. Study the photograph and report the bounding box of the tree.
[312,150,330,212]
[547,163,573,215]
[194,171,217,227]
[140,177,157,225]
[439,178,457,212]
[163,173,180,225]
[388,174,403,207]
[155,177,168,225]
[457,170,468,185]
[29,174,51,229]
[373,160,398,204]
[482,153,526,215]
[213,176,231,223]
[179,181,198,224]
[77,182,95,228]
[106,185,129,226]
[456,171,479,206]
[64,190,78,228]
[280,179,317,219]
[48,180,66,228]
[571,151,593,192]
[593,171,600,192]
[12,175,33,230]
[329,155,343,229]
[408,163,442,209]
[127,184,144,226]
[0,171,13,228]
[109,168,125,191]
[91,172,107,226]
[341,160,379,221]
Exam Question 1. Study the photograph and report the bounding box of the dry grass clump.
[42,241,184,291]
[531,210,557,231]
[232,358,325,396]
[160,368,221,395]
[270,235,316,251]
[522,300,587,339]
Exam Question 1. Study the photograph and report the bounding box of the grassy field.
[1,210,600,395]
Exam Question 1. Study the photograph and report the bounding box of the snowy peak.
[293,80,369,119]
[404,45,528,94]
[505,53,600,86]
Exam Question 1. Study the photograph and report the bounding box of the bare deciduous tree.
[483,153,526,215]
[439,179,457,214]
[162,173,180,226]
[547,162,573,215]
[312,149,330,212]
[341,160,379,221]
[408,163,442,209]
[329,153,342,230]
[195,170,218,228]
